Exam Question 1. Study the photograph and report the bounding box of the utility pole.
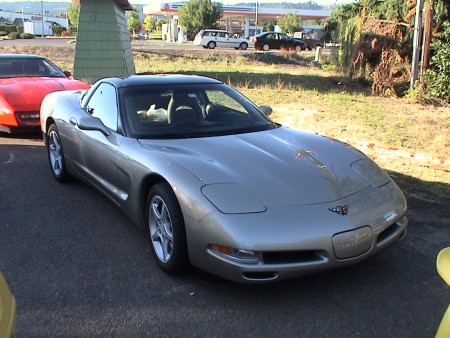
[255,1,258,35]
[420,2,433,88]
[410,0,424,89]
[41,1,45,37]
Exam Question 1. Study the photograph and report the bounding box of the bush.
[8,32,20,39]
[19,33,34,39]
[69,26,77,36]
[52,25,66,37]
[0,31,7,36]
[0,24,17,35]
[425,22,450,103]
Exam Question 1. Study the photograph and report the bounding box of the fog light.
[210,244,261,264]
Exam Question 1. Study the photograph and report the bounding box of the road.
[0,37,321,55]
[1,133,449,337]
[0,37,225,51]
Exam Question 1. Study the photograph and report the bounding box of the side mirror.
[259,105,272,116]
[63,71,72,78]
[77,116,111,136]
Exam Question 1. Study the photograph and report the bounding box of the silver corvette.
[40,75,407,283]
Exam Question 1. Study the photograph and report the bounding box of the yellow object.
[0,272,16,338]
[436,248,450,338]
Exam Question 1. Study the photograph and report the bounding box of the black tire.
[240,42,248,50]
[207,41,216,49]
[146,182,189,274]
[295,45,302,53]
[47,124,71,182]
[262,43,270,51]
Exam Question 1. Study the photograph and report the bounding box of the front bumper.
[187,182,407,283]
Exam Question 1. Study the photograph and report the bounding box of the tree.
[277,13,300,35]
[262,20,276,32]
[425,22,450,103]
[67,2,79,28]
[178,0,223,35]
[127,10,140,35]
[128,10,140,33]
[143,15,153,32]
[155,18,167,31]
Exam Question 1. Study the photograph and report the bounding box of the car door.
[267,33,280,49]
[278,33,293,49]
[215,31,227,48]
[223,32,237,48]
[71,82,124,202]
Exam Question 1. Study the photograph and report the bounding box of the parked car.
[293,32,323,50]
[0,271,16,338]
[251,32,307,51]
[0,54,90,133]
[40,74,408,284]
[193,29,249,50]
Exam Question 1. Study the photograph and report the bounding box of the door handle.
[69,117,77,126]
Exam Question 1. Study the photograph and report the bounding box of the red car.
[0,54,90,133]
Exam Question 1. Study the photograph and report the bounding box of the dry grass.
[2,44,449,204]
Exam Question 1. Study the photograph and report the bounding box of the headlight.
[201,183,266,214]
[351,158,391,187]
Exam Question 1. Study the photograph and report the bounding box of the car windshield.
[120,83,277,139]
[0,57,66,79]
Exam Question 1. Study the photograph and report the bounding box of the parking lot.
[0,133,449,337]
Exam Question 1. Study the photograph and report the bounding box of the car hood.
[0,77,88,111]
[139,128,375,207]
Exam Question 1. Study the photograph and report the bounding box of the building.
[0,9,68,30]
[143,2,331,41]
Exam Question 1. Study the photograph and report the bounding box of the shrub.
[0,24,18,35]
[52,26,66,37]
[0,31,7,36]
[8,32,20,39]
[19,33,34,39]
[425,22,450,103]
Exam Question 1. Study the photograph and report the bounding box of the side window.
[85,83,118,131]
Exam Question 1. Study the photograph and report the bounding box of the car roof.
[101,75,224,88]
[0,54,45,59]
[203,29,230,33]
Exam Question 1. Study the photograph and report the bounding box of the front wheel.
[295,45,302,53]
[239,42,248,50]
[47,124,71,182]
[147,182,189,274]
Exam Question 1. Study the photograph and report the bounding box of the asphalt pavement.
[1,133,449,337]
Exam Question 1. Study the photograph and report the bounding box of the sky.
[3,0,355,7]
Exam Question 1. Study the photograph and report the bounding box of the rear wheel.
[47,124,71,182]
[147,182,189,274]
[295,45,302,53]
[262,43,270,51]
[207,41,216,49]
